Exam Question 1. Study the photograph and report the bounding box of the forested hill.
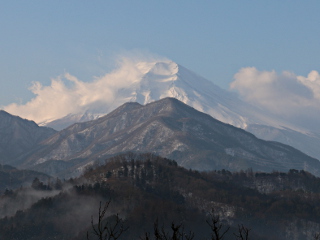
[0,164,50,193]
[1,153,320,240]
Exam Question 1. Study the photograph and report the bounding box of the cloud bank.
[3,54,169,124]
[230,67,320,130]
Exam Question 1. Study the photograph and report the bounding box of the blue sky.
[1,1,320,107]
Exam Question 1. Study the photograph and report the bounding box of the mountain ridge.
[13,98,320,178]
[0,110,57,165]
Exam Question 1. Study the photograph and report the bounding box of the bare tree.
[206,209,230,240]
[141,219,194,240]
[233,224,250,240]
[87,201,128,240]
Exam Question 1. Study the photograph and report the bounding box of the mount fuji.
[41,60,320,160]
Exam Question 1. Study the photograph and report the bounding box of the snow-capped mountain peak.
[42,60,289,131]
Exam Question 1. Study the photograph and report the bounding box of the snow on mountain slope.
[0,110,56,164]
[20,98,320,178]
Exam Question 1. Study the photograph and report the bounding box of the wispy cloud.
[230,67,320,130]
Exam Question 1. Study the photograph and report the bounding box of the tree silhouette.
[140,219,194,240]
[206,209,230,240]
[87,201,128,240]
[233,224,250,240]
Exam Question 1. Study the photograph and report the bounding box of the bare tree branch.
[141,219,194,240]
[233,224,250,240]
[87,201,128,240]
[206,209,230,240]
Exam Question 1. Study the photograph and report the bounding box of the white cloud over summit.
[3,54,169,124]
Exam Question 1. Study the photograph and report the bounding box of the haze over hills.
[0,164,50,193]
[29,60,320,160]
[13,98,320,178]
[3,153,320,240]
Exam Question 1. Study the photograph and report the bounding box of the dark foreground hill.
[0,110,56,164]
[1,153,320,240]
[14,98,320,178]
[0,164,50,193]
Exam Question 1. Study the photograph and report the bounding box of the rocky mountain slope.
[0,110,56,165]
[16,98,320,177]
